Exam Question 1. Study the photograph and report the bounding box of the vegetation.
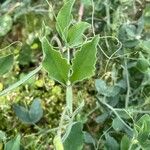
[0,0,150,149]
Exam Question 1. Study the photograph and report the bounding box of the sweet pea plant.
[1,0,150,149]
[0,0,99,149]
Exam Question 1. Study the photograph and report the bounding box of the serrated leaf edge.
[70,36,99,84]
[42,37,70,86]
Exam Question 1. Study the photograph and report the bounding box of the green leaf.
[138,130,150,148]
[56,0,75,40]
[95,79,120,97]
[63,122,84,150]
[13,99,43,124]
[118,24,139,48]
[4,134,21,150]
[42,37,70,85]
[67,22,90,47]
[0,15,12,37]
[105,134,119,150]
[112,117,125,132]
[70,36,99,84]
[139,40,150,54]
[84,131,96,147]
[95,112,109,123]
[136,114,150,130]
[53,135,64,150]
[120,135,130,150]
[81,0,91,6]
[0,131,6,142]
[18,44,32,65]
[136,58,149,73]
[0,54,14,76]
[29,98,43,123]
[135,115,150,149]
[13,104,31,123]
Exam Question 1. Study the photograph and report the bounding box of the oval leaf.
[70,36,99,84]
[136,58,149,73]
[63,122,84,150]
[4,134,21,150]
[139,40,150,54]
[29,99,43,123]
[120,135,130,150]
[0,15,12,37]
[13,104,31,124]
[67,22,90,47]
[105,134,119,150]
[0,54,14,76]
[112,117,125,132]
[95,79,120,97]
[56,0,75,40]
[42,37,70,85]
[0,131,6,142]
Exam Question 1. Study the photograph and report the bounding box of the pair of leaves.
[56,0,90,47]
[42,36,99,85]
[13,99,43,124]
[0,54,14,76]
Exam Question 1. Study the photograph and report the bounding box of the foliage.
[0,0,150,149]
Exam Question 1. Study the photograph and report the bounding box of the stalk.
[66,48,73,115]
[66,84,73,115]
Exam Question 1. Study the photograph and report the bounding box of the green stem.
[124,56,130,109]
[66,47,73,115]
[66,84,73,115]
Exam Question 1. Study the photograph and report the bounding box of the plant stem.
[66,85,73,115]
[105,0,110,32]
[66,48,73,115]
[91,0,95,36]
[124,56,130,109]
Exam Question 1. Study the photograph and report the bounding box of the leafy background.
[0,0,150,149]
